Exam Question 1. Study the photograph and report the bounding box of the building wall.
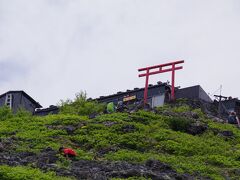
[18,93,37,113]
[235,101,240,115]
[175,85,212,102]
[0,92,38,113]
[97,85,166,105]
[198,86,212,102]
[0,95,5,107]
[175,85,200,100]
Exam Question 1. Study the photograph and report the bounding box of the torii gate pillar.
[138,60,184,104]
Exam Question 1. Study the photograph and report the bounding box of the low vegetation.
[0,95,240,179]
[0,165,70,180]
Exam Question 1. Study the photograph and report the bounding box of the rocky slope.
[0,99,240,179]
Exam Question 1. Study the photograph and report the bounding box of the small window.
[5,94,12,109]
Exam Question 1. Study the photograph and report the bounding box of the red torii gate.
[138,60,184,104]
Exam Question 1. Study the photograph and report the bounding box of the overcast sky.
[0,0,240,107]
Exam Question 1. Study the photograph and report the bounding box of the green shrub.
[0,106,13,121]
[77,149,95,159]
[105,149,152,162]
[166,117,193,132]
[172,105,191,113]
[129,110,161,124]
[15,108,32,117]
[192,108,205,119]
[94,113,129,123]
[0,165,71,180]
[59,91,105,116]
[155,104,172,113]
[56,156,71,169]
[205,155,238,167]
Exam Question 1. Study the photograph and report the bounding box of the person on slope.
[59,146,77,159]
[106,102,115,113]
[227,111,240,128]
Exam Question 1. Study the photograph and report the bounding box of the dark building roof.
[96,83,212,105]
[96,82,170,103]
[34,105,59,116]
[0,91,42,108]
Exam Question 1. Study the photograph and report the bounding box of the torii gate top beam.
[138,60,184,72]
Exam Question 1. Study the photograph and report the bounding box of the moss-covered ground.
[0,99,240,179]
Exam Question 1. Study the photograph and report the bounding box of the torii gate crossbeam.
[138,60,184,104]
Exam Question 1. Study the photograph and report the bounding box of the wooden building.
[0,91,42,114]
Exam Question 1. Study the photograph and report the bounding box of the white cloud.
[0,0,240,106]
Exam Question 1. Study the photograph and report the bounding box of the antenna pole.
[214,85,228,117]
[220,85,222,96]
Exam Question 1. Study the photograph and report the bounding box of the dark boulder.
[96,146,118,157]
[181,112,199,120]
[121,124,136,133]
[187,122,208,135]
[145,159,172,172]
[57,160,197,180]
[103,121,118,127]
[0,150,203,180]
[65,125,76,135]
[89,113,98,119]
[0,142,4,152]
[37,147,58,169]
[191,112,199,119]
[218,131,234,138]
